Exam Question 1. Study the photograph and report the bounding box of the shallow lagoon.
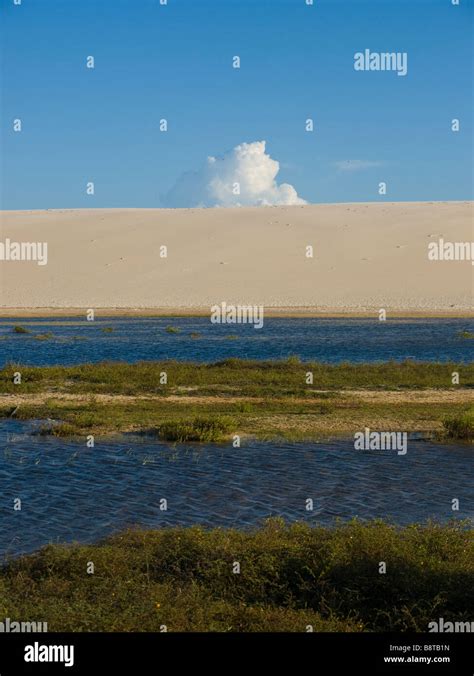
[0,317,473,366]
[1,420,471,558]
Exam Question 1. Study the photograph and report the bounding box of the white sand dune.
[0,202,472,314]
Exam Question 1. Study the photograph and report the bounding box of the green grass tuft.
[37,422,81,437]
[443,410,474,440]
[159,416,235,442]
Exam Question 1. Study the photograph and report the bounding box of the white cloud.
[334,160,384,172]
[163,141,307,207]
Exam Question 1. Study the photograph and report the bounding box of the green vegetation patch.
[443,410,474,441]
[158,416,235,442]
[1,359,471,396]
[0,520,471,632]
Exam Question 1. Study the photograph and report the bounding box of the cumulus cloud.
[333,159,384,172]
[163,141,307,207]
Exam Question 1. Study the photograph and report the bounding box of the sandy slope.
[0,202,472,313]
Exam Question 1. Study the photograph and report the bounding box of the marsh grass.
[158,416,235,442]
[37,422,80,437]
[0,359,471,440]
[0,359,470,395]
[443,410,474,440]
[0,391,470,441]
[1,519,471,632]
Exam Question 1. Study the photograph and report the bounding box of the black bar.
[0,633,472,675]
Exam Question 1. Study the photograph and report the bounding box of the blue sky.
[1,0,472,209]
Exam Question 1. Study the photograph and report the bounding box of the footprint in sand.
[105,257,125,267]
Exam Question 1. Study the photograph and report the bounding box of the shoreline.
[0,307,473,319]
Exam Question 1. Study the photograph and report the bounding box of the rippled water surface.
[0,317,472,366]
[1,420,471,558]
